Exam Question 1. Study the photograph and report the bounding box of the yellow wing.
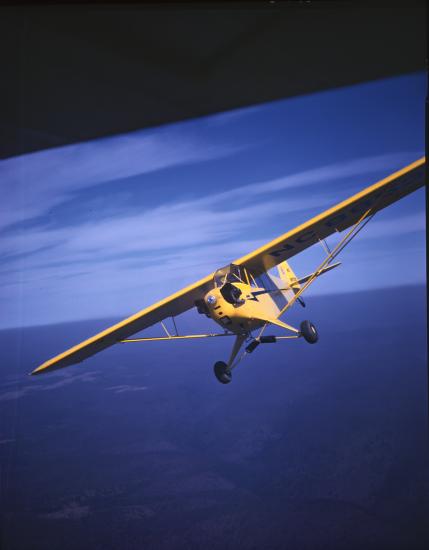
[32,157,425,375]
[31,275,213,375]
[234,157,425,276]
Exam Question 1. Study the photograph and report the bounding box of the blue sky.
[0,72,425,329]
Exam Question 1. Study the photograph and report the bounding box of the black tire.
[214,361,232,384]
[300,320,318,344]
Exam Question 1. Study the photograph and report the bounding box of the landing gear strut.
[213,334,247,384]
[213,320,317,384]
[300,320,318,343]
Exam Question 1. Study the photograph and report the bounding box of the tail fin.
[277,260,341,309]
[278,261,301,293]
[277,261,305,306]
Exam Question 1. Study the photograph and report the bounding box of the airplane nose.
[220,282,244,305]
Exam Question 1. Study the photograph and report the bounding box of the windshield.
[213,264,244,287]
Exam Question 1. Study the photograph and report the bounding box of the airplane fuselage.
[203,282,282,334]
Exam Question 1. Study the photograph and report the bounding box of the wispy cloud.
[106,385,148,394]
[0,371,97,402]
[190,152,420,208]
[0,125,244,231]
[0,142,424,328]
[0,194,334,264]
[1,151,418,262]
[40,502,90,520]
[357,212,426,240]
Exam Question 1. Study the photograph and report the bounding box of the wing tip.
[30,364,49,376]
[30,358,65,376]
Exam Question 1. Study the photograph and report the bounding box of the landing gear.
[213,334,247,384]
[300,320,318,344]
[214,361,232,384]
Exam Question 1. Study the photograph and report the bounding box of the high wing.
[32,157,425,375]
[31,275,214,374]
[234,157,425,276]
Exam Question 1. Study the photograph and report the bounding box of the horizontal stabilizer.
[297,261,341,285]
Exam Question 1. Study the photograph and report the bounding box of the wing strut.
[121,332,235,343]
[256,205,376,341]
[318,237,332,256]
[160,321,171,337]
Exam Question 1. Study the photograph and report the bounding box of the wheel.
[214,361,232,384]
[300,320,318,344]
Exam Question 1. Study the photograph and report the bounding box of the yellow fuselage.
[204,283,281,334]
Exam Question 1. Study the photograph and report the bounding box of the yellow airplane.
[31,157,425,383]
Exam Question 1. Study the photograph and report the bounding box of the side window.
[256,272,276,291]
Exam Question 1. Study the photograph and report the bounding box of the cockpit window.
[213,264,245,287]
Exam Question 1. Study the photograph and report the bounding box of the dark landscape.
[1,285,428,550]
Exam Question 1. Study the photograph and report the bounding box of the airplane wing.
[32,157,425,375]
[234,157,425,276]
[31,275,214,375]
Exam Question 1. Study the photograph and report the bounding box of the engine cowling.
[220,282,244,305]
[194,299,210,316]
